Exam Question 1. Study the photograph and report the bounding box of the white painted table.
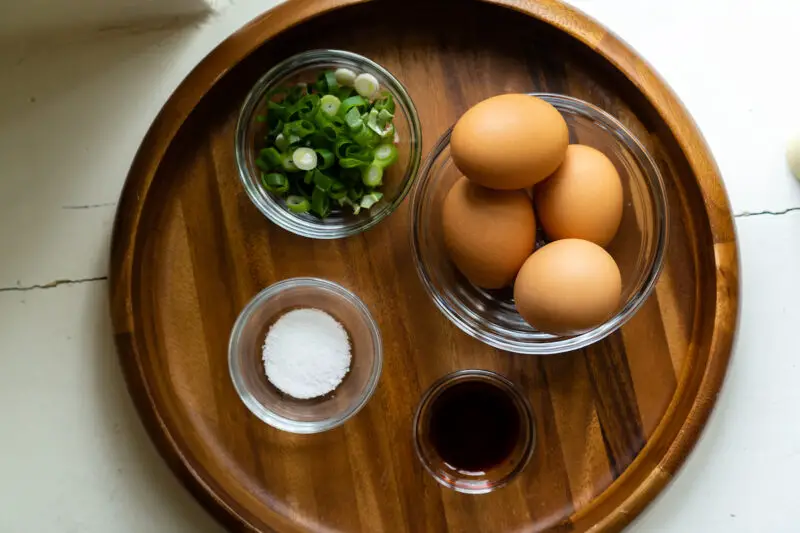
[0,1,798,531]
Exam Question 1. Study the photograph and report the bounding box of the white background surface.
[0,0,798,531]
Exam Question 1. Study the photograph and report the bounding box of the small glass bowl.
[235,49,422,239]
[410,94,669,355]
[228,278,382,434]
[414,370,535,494]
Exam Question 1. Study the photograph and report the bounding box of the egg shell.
[451,94,569,190]
[535,144,624,247]
[514,239,621,335]
[442,177,536,289]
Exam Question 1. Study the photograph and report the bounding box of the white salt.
[263,308,351,399]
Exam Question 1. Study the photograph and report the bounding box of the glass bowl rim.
[228,277,383,434]
[234,49,423,240]
[409,92,670,355]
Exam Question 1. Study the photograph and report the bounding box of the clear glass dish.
[414,370,535,494]
[235,49,422,239]
[409,94,669,355]
[228,278,382,434]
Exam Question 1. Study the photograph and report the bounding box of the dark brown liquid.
[427,380,521,472]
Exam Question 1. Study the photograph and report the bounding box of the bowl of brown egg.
[409,93,668,355]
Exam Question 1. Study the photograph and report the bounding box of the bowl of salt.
[229,277,383,434]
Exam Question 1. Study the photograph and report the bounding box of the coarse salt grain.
[263,308,351,399]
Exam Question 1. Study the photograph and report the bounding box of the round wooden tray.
[109,0,739,531]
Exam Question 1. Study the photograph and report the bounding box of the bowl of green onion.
[236,49,422,239]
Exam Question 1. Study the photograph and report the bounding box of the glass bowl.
[414,370,535,494]
[410,94,668,355]
[228,277,382,433]
[235,49,422,239]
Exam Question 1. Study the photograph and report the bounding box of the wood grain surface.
[109,0,739,531]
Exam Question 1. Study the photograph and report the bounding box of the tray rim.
[109,0,740,531]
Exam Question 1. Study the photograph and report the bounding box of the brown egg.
[442,177,536,289]
[535,144,623,247]
[451,94,569,190]
[514,239,621,334]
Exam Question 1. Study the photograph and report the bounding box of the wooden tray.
[109,1,739,531]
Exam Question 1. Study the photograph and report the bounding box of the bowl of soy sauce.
[413,370,535,494]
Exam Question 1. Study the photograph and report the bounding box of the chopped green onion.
[315,148,335,169]
[373,93,395,114]
[379,123,396,139]
[377,109,393,129]
[262,172,289,194]
[335,138,354,159]
[256,69,400,219]
[320,94,341,116]
[339,157,369,169]
[339,95,367,116]
[360,192,383,209]
[296,94,320,119]
[312,170,334,191]
[259,147,283,168]
[283,120,316,138]
[362,164,383,187]
[345,144,373,161]
[268,100,288,120]
[352,125,379,148]
[328,181,347,200]
[373,143,398,168]
[354,73,379,98]
[286,195,310,213]
[280,153,298,172]
[347,183,364,201]
[334,68,357,87]
[311,187,330,217]
[275,133,290,152]
[292,147,318,171]
[344,107,363,130]
[324,71,338,92]
[255,158,270,172]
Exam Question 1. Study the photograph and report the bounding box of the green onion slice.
[354,73,379,98]
[275,133,290,152]
[315,148,335,169]
[372,144,398,168]
[360,191,383,209]
[352,125,379,148]
[292,147,318,171]
[286,195,310,213]
[262,172,289,194]
[280,153,298,172]
[339,95,368,116]
[283,120,316,138]
[320,94,341,116]
[324,71,339,92]
[311,187,330,218]
[373,93,395,114]
[296,94,320,119]
[334,68,357,87]
[345,144,373,161]
[328,180,347,200]
[362,164,383,187]
[259,147,283,168]
[339,157,369,169]
[312,170,334,192]
[344,107,364,131]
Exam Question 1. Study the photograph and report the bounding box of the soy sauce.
[427,380,521,472]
